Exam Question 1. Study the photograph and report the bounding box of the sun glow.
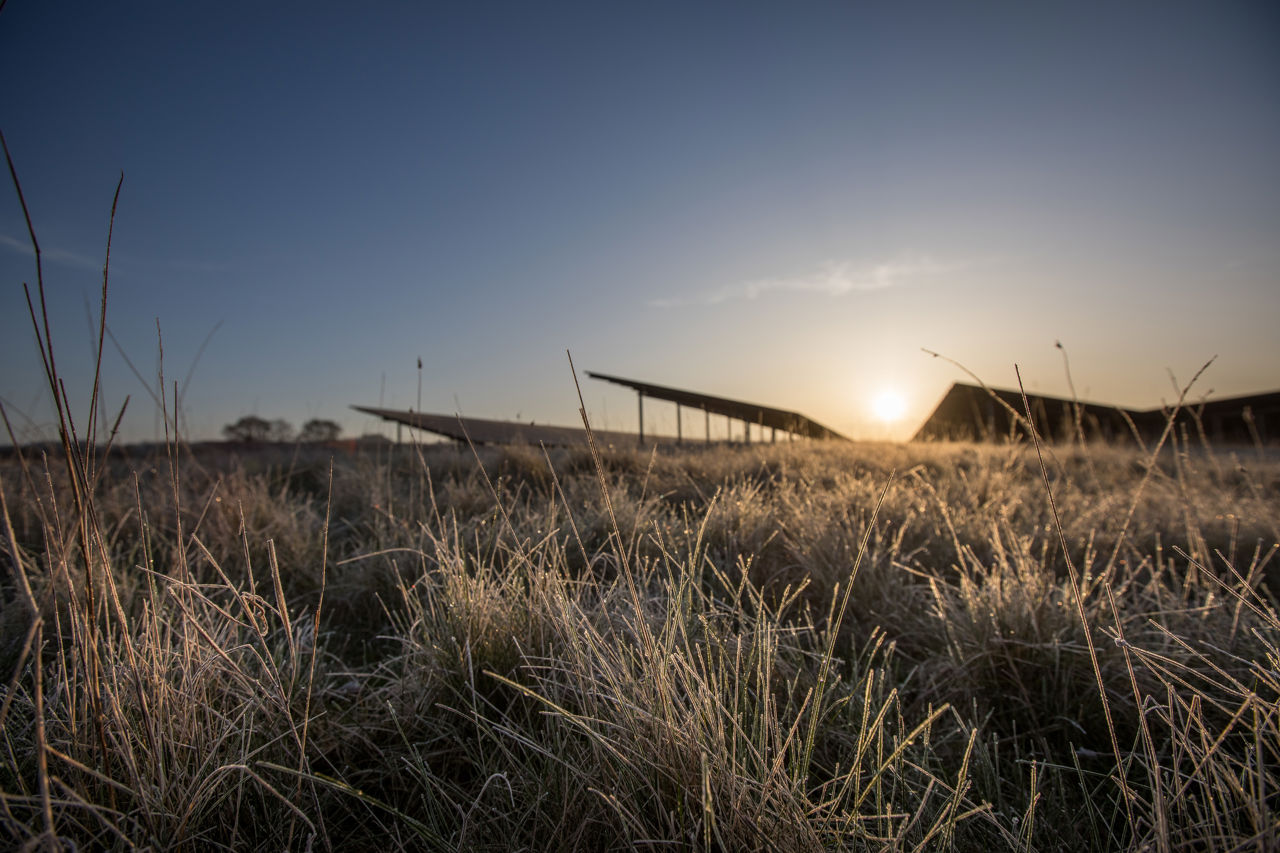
[871,389,907,423]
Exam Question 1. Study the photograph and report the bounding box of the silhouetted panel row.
[586,371,848,441]
[914,383,1280,445]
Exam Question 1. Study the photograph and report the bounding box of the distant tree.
[223,416,295,442]
[300,418,342,442]
[266,419,295,442]
[223,415,271,443]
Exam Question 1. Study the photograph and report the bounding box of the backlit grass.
[2,430,1277,851]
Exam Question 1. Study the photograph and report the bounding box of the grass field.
[2,413,1278,850]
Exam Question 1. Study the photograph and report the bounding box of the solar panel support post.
[637,392,644,447]
[744,419,750,444]
[771,426,776,443]
[705,407,710,443]
[676,403,682,445]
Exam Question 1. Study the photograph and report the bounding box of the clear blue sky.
[2,1,1278,443]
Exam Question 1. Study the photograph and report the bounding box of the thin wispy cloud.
[2,233,227,275]
[1,233,104,272]
[650,255,952,308]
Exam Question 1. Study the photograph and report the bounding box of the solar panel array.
[586,372,848,441]
[354,370,849,447]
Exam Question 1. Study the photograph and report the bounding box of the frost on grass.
[1,439,1278,851]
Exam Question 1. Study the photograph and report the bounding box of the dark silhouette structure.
[353,371,849,448]
[351,406,653,448]
[586,372,848,444]
[914,383,1280,445]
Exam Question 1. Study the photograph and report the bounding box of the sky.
[2,1,1278,444]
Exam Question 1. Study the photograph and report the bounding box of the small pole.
[676,404,682,445]
[744,419,751,444]
[705,407,710,443]
[638,392,645,447]
[771,426,776,443]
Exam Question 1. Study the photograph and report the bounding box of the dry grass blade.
[1103,357,1217,577]
[567,349,654,656]
[797,471,894,787]
[1016,365,1139,834]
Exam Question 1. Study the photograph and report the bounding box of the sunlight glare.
[871,389,907,423]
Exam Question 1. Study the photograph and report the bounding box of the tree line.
[222,416,342,443]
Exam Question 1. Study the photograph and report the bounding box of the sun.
[871,389,907,423]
